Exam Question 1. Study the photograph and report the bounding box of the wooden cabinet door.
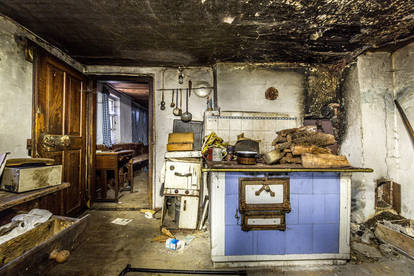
[34,52,86,215]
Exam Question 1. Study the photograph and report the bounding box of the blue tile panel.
[224,172,340,256]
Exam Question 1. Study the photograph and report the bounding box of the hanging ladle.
[181,87,192,122]
[160,90,166,110]
[170,89,175,108]
[173,88,181,116]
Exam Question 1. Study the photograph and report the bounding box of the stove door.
[164,161,201,191]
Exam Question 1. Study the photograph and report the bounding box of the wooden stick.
[395,100,414,145]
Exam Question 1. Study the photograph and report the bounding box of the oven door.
[164,160,201,192]
[239,177,290,212]
[241,211,286,231]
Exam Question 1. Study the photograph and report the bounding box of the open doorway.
[93,77,152,209]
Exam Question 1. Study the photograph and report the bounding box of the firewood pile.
[270,125,350,168]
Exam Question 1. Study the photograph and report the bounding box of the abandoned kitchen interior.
[1,1,414,275]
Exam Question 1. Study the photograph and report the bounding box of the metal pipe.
[201,168,373,173]
[119,264,247,276]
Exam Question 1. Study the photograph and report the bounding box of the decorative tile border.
[207,115,297,121]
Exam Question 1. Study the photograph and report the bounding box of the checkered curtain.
[132,105,148,146]
[102,87,112,148]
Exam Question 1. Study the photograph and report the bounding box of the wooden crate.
[1,165,62,193]
[0,215,89,275]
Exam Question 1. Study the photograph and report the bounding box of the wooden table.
[95,150,134,202]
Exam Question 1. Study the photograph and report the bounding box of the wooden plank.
[0,215,89,276]
[167,143,193,151]
[301,153,350,168]
[0,183,70,212]
[375,222,414,258]
[5,158,55,167]
[168,132,194,144]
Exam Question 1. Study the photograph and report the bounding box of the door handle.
[183,200,187,211]
[40,134,71,152]
[174,172,192,177]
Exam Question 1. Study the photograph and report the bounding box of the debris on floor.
[111,218,133,225]
[165,238,185,250]
[140,208,161,219]
[351,210,414,263]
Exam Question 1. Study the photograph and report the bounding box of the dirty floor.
[48,172,414,276]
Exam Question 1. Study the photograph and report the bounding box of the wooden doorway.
[90,75,154,208]
[32,49,87,215]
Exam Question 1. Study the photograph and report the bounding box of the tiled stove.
[209,171,352,265]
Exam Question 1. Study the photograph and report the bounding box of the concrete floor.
[48,172,414,276]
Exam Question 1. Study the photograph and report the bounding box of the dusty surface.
[47,208,414,276]
[92,170,150,210]
[48,174,414,276]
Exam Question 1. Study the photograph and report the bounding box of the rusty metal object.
[237,156,256,165]
[238,177,290,212]
[39,134,71,152]
[255,184,275,197]
[375,179,401,214]
[265,87,278,100]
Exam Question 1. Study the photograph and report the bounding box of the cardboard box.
[1,165,62,193]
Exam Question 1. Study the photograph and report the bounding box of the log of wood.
[276,125,316,137]
[375,222,414,258]
[292,132,335,147]
[280,155,301,164]
[274,141,292,151]
[301,153,350,168]
[292,145,331,155]
[271,135,287,145]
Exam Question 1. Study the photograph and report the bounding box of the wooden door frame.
[87,75,154,207]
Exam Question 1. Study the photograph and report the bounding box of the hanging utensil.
[160,90,166,110]
[180,88,183,113]
[170,89,175,108]
[188,80,192,97]
[181,88,192,122]
[173,88,181,116]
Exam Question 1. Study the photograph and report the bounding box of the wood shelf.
[0,183,70,212]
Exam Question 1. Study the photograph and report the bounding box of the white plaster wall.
[393,42,414,219]
[340,51,412,221]
[0,17,33,158]
[340,64,365,222]
[217,63,304,118]
[86,65,213,208]
[0,16,84,158]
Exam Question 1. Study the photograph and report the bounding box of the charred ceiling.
[1,0,413,66]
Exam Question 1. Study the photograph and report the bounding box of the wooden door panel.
[45,64,64,135]
[64,149,82,214]
[65,75,82,136]
[34,51,87,216]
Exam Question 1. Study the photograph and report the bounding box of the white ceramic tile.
[241,119,254,131]
[205,117,218,130]
[229,119,242,131]
[218,118,230,130]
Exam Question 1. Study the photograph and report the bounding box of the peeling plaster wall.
[0,16,84,158]
[0,17,32,158]
[341,49,414,221]
[216,63,304,119]
[393,42,414,219]
[86,65,213,208]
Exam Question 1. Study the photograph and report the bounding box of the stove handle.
[174,172,192,177]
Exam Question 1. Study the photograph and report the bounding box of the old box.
[1,165,62,193]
